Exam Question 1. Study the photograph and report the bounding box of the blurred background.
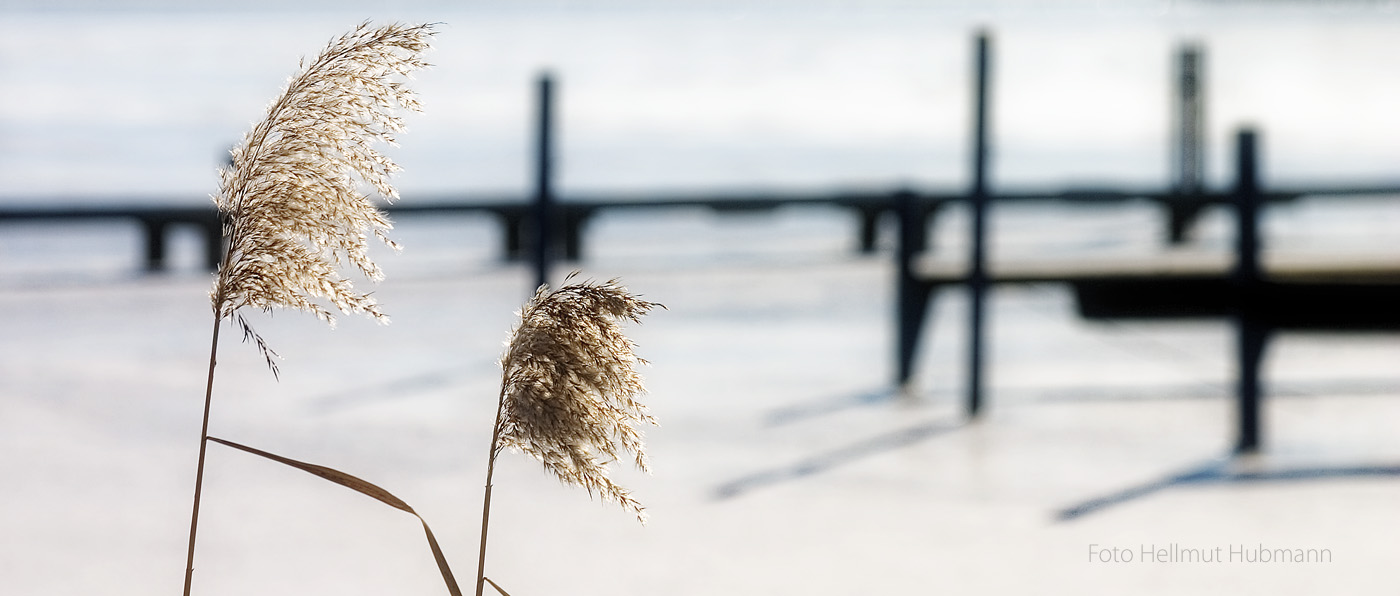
[2,1,1399,594]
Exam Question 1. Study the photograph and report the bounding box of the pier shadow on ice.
[713,416,964,500]
[762,387,903,427]
[1057,458,1400,522]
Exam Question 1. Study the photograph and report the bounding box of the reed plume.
[476,275,661,596]
[185,22,434,596]
[212,21,434,372]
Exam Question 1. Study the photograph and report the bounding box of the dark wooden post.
[896,190,930,386]
[858,205,881,253]
[1232,128,1266,454]
[1169,44,1206,243]
[562,207,588,261]
[496,209,523,260]
[143,218,167,272]
[533,72,556,289]
[201,215,224,271]
[966,31,992,418]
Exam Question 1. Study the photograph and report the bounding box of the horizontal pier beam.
[2,182,1397,272]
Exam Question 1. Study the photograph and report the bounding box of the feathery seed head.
[496,275,662,522]
[210,22,434,374]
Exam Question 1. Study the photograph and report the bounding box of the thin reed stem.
[183,314,223,596]
[475,386,507,596]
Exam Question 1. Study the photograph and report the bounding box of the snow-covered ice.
[2,205,1399,594]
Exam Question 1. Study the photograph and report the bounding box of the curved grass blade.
[483,577,513,596]
[207,436,462,596]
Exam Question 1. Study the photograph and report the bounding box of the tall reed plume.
[476,275,662,596]
[185,22,435,596]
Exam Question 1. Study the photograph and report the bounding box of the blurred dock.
[0,31,1396,455]
[3,34,1397,277]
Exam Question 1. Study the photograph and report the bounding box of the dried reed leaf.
[207,436,462,596]
[496,274,662,522]
[483,577,512,596]
[210,22,435,369]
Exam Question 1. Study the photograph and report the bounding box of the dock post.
[858,205,880,253]
[896,190,932,387]
[1232,128,1266,454]
[201,215,223,271]
[562,207,588,261]
[966,31,992,418]
[533,72,556,289]
[1168,44,1206,243]
[142,218,167,272]
[501,210,524,260]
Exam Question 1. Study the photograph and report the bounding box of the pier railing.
[896,127,1400,453]
[3,34,1397,278]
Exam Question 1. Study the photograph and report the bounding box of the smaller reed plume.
[476,275,662,596]
[184,22,434,596]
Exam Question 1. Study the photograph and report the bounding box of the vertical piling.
[202,216,224,271]
[143,219,166,272]
[1232,128,1265,454]
[966,31,992,418]
[1173,45,1205,195]
[1169,44,1206,243]
[858,206,881,253]
[896,190,928,387]
[533,72,556,290]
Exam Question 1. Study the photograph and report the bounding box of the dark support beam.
[896,190,933,387]
[1167,201,1205,245]
[1169,44,1206,244]
[1232,128,1266,454]
[1233,129,1261,284]
[533,72,555,289]
[562,207,589,261]
[966,31,992,418]
[1236,319,1268,454]
[142,219,167,272]
[502,211,525,260]
[858,206,881,253]
[201,217,223,271]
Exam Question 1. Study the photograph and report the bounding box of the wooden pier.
[894,96,1400,453]
[4,41,1396,280]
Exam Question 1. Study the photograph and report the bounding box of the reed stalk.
[474,387,506,596]
[182,315,222,596]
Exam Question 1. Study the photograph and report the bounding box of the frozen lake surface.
[2,204,1400,594]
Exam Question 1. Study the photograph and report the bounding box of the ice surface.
[2,206,1399,595]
